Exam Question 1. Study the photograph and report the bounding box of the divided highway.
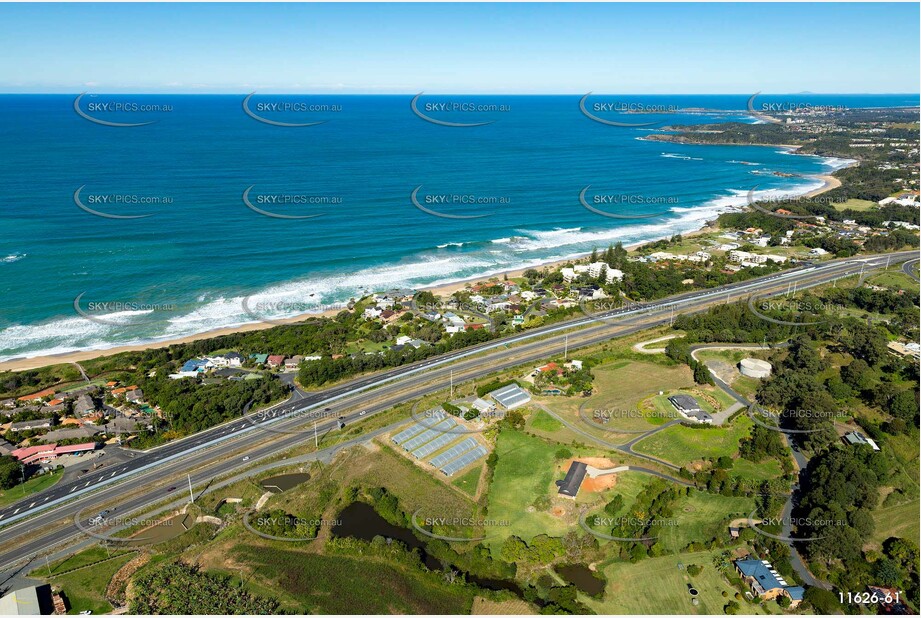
[0,251,913,572]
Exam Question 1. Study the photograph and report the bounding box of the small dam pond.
[554,563,606,596]
[332,502,526,598]
[260,473,310,492]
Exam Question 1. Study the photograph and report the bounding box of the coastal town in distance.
[0,3,919,617]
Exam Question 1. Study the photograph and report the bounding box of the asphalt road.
[0,250,913,571]
[690,343,828,589]
[902,257,920,281]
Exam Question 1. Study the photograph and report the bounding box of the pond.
[260,472,310,493]
[555,563,606,596]
[333,502,526,598]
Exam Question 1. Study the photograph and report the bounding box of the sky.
[0,2,918,94]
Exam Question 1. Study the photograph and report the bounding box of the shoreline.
[0,155,846,373]
[0,230,715,372]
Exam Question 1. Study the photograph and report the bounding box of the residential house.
[668,394,713,424]
[210,352,244,367]
[8,418,53,432]
[843,431,881,451]
[734,559,804,607]
[16,388,57,404]
[556,461,588,499]
[267,355,286,368]
[284,355,304,370]
[74,394,97,417]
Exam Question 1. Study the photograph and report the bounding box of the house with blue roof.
[734,558,805,607]
[181,359,212,373]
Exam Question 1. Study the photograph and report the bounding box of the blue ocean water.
[0,93,914,360]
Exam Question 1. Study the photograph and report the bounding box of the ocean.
[0,93,915,361]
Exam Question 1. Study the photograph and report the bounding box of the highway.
[0,250,913,572]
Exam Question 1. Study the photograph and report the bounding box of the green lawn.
[451,463,483,497]
[584,550,777,615]
[486,429,570,547]
[832,198,879,212]
[528,409,563,432]
[0,469,62,508]
[729,458,783,482]
[632,416,755,467]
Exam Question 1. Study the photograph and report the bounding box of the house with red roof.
[17,388,56,403]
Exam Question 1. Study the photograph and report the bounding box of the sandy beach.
[0,231,718,372]
[0,162,841,373]
[805,174,843,198]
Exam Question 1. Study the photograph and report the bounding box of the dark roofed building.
[8,418,52,432]
[667,394,713,423]
[668,394,701,413]
[43,426,99,443]
[556,461,588,499]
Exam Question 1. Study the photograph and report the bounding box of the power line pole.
[187,474,194,504]
[314,421,318,448]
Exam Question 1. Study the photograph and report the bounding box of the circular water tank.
[739,358,772,379]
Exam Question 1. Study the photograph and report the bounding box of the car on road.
[359,410,367,416]
[242,456,250,461]
[166,486,177,493]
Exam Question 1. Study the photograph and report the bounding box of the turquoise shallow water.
[0,93,913,360]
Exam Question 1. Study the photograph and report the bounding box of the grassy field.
[231,544,477,614]
[872,499,920,546]
[632,416,755,468]
[486,429,570,547]
[546,360,696,433]
[452,463,484,497]
[656,491,756,553]
[255,441,478,537]
[729,458,783,482]
[584,550,778,615]
[865,270,920,295]
[30,546,135,615]
[587,484,756,555]
[0,469,62,508]
[529,409,563,432]
[832,198,879,211]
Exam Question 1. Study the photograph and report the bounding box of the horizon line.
[2,91,919,96]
